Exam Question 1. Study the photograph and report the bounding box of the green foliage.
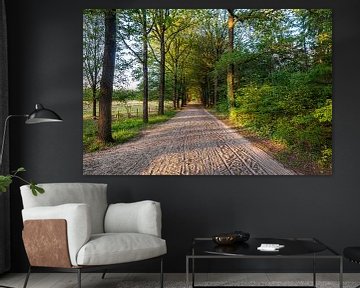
[318,147,332,170]
[0,167,44,196]
[83,10,104,93]
[15,167,26,173]
[30,182,45,196]
[83,119,99,152]
[313,99,332,123]
[112,89,141,101]
[0,175,12,192]
[222,64,332,171]
[215,98,230,114]
[83,88,99,101]
[83,110,176,153]
[112,118,144,144]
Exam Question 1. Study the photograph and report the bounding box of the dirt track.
[83,104,295,175]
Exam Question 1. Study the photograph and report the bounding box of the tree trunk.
[98,9,116,143]
[227,10,235,108]
[176,88,181,109]
[300,13,309,71]
[91,84,97,119]
[207,75,212,107]
[176,74,181,108]
[173,59,178,109]
[201,86,206,106]
[142,9,149,123]
[214,73,218,107]
[158,12,166,115]
[173,72,177,109]
[181,76,186,107]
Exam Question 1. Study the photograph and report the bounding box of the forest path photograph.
[83,9,332,175]
[83,103,295,175]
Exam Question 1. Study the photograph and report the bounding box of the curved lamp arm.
[0,114,28,169]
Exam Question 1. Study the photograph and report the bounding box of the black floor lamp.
[0,103,63,167]
[0,103,62,288]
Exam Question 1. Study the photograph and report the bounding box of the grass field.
[83,100,176,153]
[83,100,173,120]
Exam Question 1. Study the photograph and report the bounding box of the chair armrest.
[22,203,91,266]
[23,219,72,268]
[104,200,162,237]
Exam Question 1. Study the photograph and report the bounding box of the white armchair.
[20,183,166,288]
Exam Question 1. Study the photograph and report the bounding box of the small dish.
[212,233,237,245]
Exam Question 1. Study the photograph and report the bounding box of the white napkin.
[257,243,285,251]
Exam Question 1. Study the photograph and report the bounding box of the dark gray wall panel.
[5,0,360,272]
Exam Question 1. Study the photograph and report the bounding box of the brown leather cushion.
[23,219,71,268]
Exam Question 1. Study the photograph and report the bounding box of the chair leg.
[23,266,31,288]
[101,270,107,279]
[77,268,81,288]
[160,257,164,288]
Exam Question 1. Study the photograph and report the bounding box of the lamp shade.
[25,104,63,124]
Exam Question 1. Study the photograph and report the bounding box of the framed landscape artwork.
[82,9,332,176]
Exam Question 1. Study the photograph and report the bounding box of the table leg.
[339,257,343,288]
[186,257,189,288]
[313,254,316,287]
[192,257,195,288]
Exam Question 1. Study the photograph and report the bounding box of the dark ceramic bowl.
[212,231,250,246]
[212,233,238,245]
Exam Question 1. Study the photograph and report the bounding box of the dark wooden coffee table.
[186,237,343,288]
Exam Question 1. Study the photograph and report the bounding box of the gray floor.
[0,273,359,288]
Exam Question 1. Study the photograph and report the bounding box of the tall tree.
[83,10,104,119]
[227,9,236,107]
[211,11,227,107]
[307,9,332,65]
[152,9,169,115]
[224,9,278,107]
[198,9,227,106]
[150,9,195,114]
[168,35,192,109]
[98,9,116,143]
[141,9,150,123]
[182,10,227,107]
[118,9,153,123]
